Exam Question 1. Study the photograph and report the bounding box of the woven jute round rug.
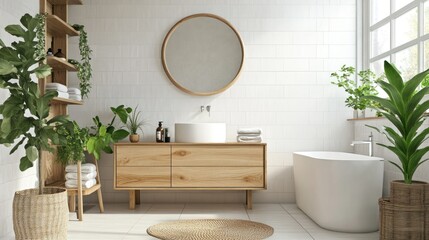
[147,219,274,240]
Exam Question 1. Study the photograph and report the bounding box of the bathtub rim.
[293,151,384,161]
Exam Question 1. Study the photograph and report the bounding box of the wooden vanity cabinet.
[114,143,267,209]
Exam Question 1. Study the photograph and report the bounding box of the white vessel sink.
[175,123,226,143]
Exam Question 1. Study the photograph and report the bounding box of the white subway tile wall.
[67,0,356,204]
[0,1,39,238]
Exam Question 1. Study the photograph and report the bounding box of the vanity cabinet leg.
[129,190,136,210]
[246,190,253,209]
[135,190,140,205]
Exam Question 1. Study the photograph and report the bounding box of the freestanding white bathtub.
[293,151,384,233]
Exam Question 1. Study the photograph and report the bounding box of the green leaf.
[99,125,107,137]
[384,61,404,90]
[403,68,429,101]
[0,39,5,47]
[25,146,38,162]
[112,129,129,141]
[47,115,70,125]
[19,14,32,28]
[10,137,26,154]
[5,24,26,38]
[0,59,18,75]
[19,156,33,171]
[1,118,11,135]
[33,64,52,78]
[86,137,95,153]
[102,145,113,154]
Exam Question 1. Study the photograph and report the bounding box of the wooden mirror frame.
[161,13,245,96]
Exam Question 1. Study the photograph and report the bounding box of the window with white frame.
[366,0,429,82]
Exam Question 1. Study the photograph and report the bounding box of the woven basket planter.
[391,181,429,206]
[13,187,68,240]
[379,181,429,240]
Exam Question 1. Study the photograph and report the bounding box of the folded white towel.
[65,171,97,181]
[237,135,262,143]
[237,133,261,137]
[67,87,81,95]
[237,128,262,135]
[66,163,97,173]
[45,83,68,93]
[65,179,97,189]
[68,94,82,101]
[46,90,69,99]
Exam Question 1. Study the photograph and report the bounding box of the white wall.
[68,0,357,204]
[354,119,429,197]
[0,1,40,238]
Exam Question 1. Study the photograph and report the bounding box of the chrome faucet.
[351,132,374,156]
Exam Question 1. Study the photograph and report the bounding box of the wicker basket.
[379,198,429,240]
[391,181,429,206]
[13,187,68,240]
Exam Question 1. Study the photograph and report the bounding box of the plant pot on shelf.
[353,109,365,118]
[379,181,429,240]
[129,134,140,143]
[13,187,68,240]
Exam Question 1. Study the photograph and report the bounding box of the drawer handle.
[175,151,187,156]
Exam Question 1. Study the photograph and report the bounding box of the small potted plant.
[126,106,145,143]
[366,61,429,239]
[0,14,72,239]
[331,65,382,118]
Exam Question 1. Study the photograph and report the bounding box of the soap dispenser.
[156,121,164,142]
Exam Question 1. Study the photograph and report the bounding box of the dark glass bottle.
[156,121,164,142]
[54,49,65,59]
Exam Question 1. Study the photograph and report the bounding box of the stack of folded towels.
[68,87,82,101]
[65,163,97,189]
[46,82,69,99]
[237,128,262,143]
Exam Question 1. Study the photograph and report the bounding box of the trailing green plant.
[331,65,382,110]
[70,24,92,99]
[126,106,145,135]
[365,61,429,184]
[0,14,71,194]
[56,121,88,165]
[87,105,132,160]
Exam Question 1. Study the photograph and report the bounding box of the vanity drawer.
[172,167,264,188]
[116,167,171,188]
[116,145,170,166]
[172,145,264,167]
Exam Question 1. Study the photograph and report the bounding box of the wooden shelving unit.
[47,0,82,5]
[347,117,384,121]
[46,14,79,37]
[40,0,103,221]
[47,56,77,71]
[52,97,83,105]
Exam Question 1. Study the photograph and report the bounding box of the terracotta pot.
[129,134,140,143]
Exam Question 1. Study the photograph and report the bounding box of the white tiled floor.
[68,203,379,240]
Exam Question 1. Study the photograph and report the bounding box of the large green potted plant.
[0,14,71,239]
[365,61,429,239]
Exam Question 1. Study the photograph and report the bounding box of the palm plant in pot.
[365,61,429,239]
[0,14,71,239]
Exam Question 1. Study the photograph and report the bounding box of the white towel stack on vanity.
[65,163,97,189]
[67,87,82,101]
[237,128,262,143]
[45,82,69,99]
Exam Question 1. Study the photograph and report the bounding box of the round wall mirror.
[162,13,244,96]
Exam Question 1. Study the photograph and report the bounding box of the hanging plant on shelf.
[69,24,92,99]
